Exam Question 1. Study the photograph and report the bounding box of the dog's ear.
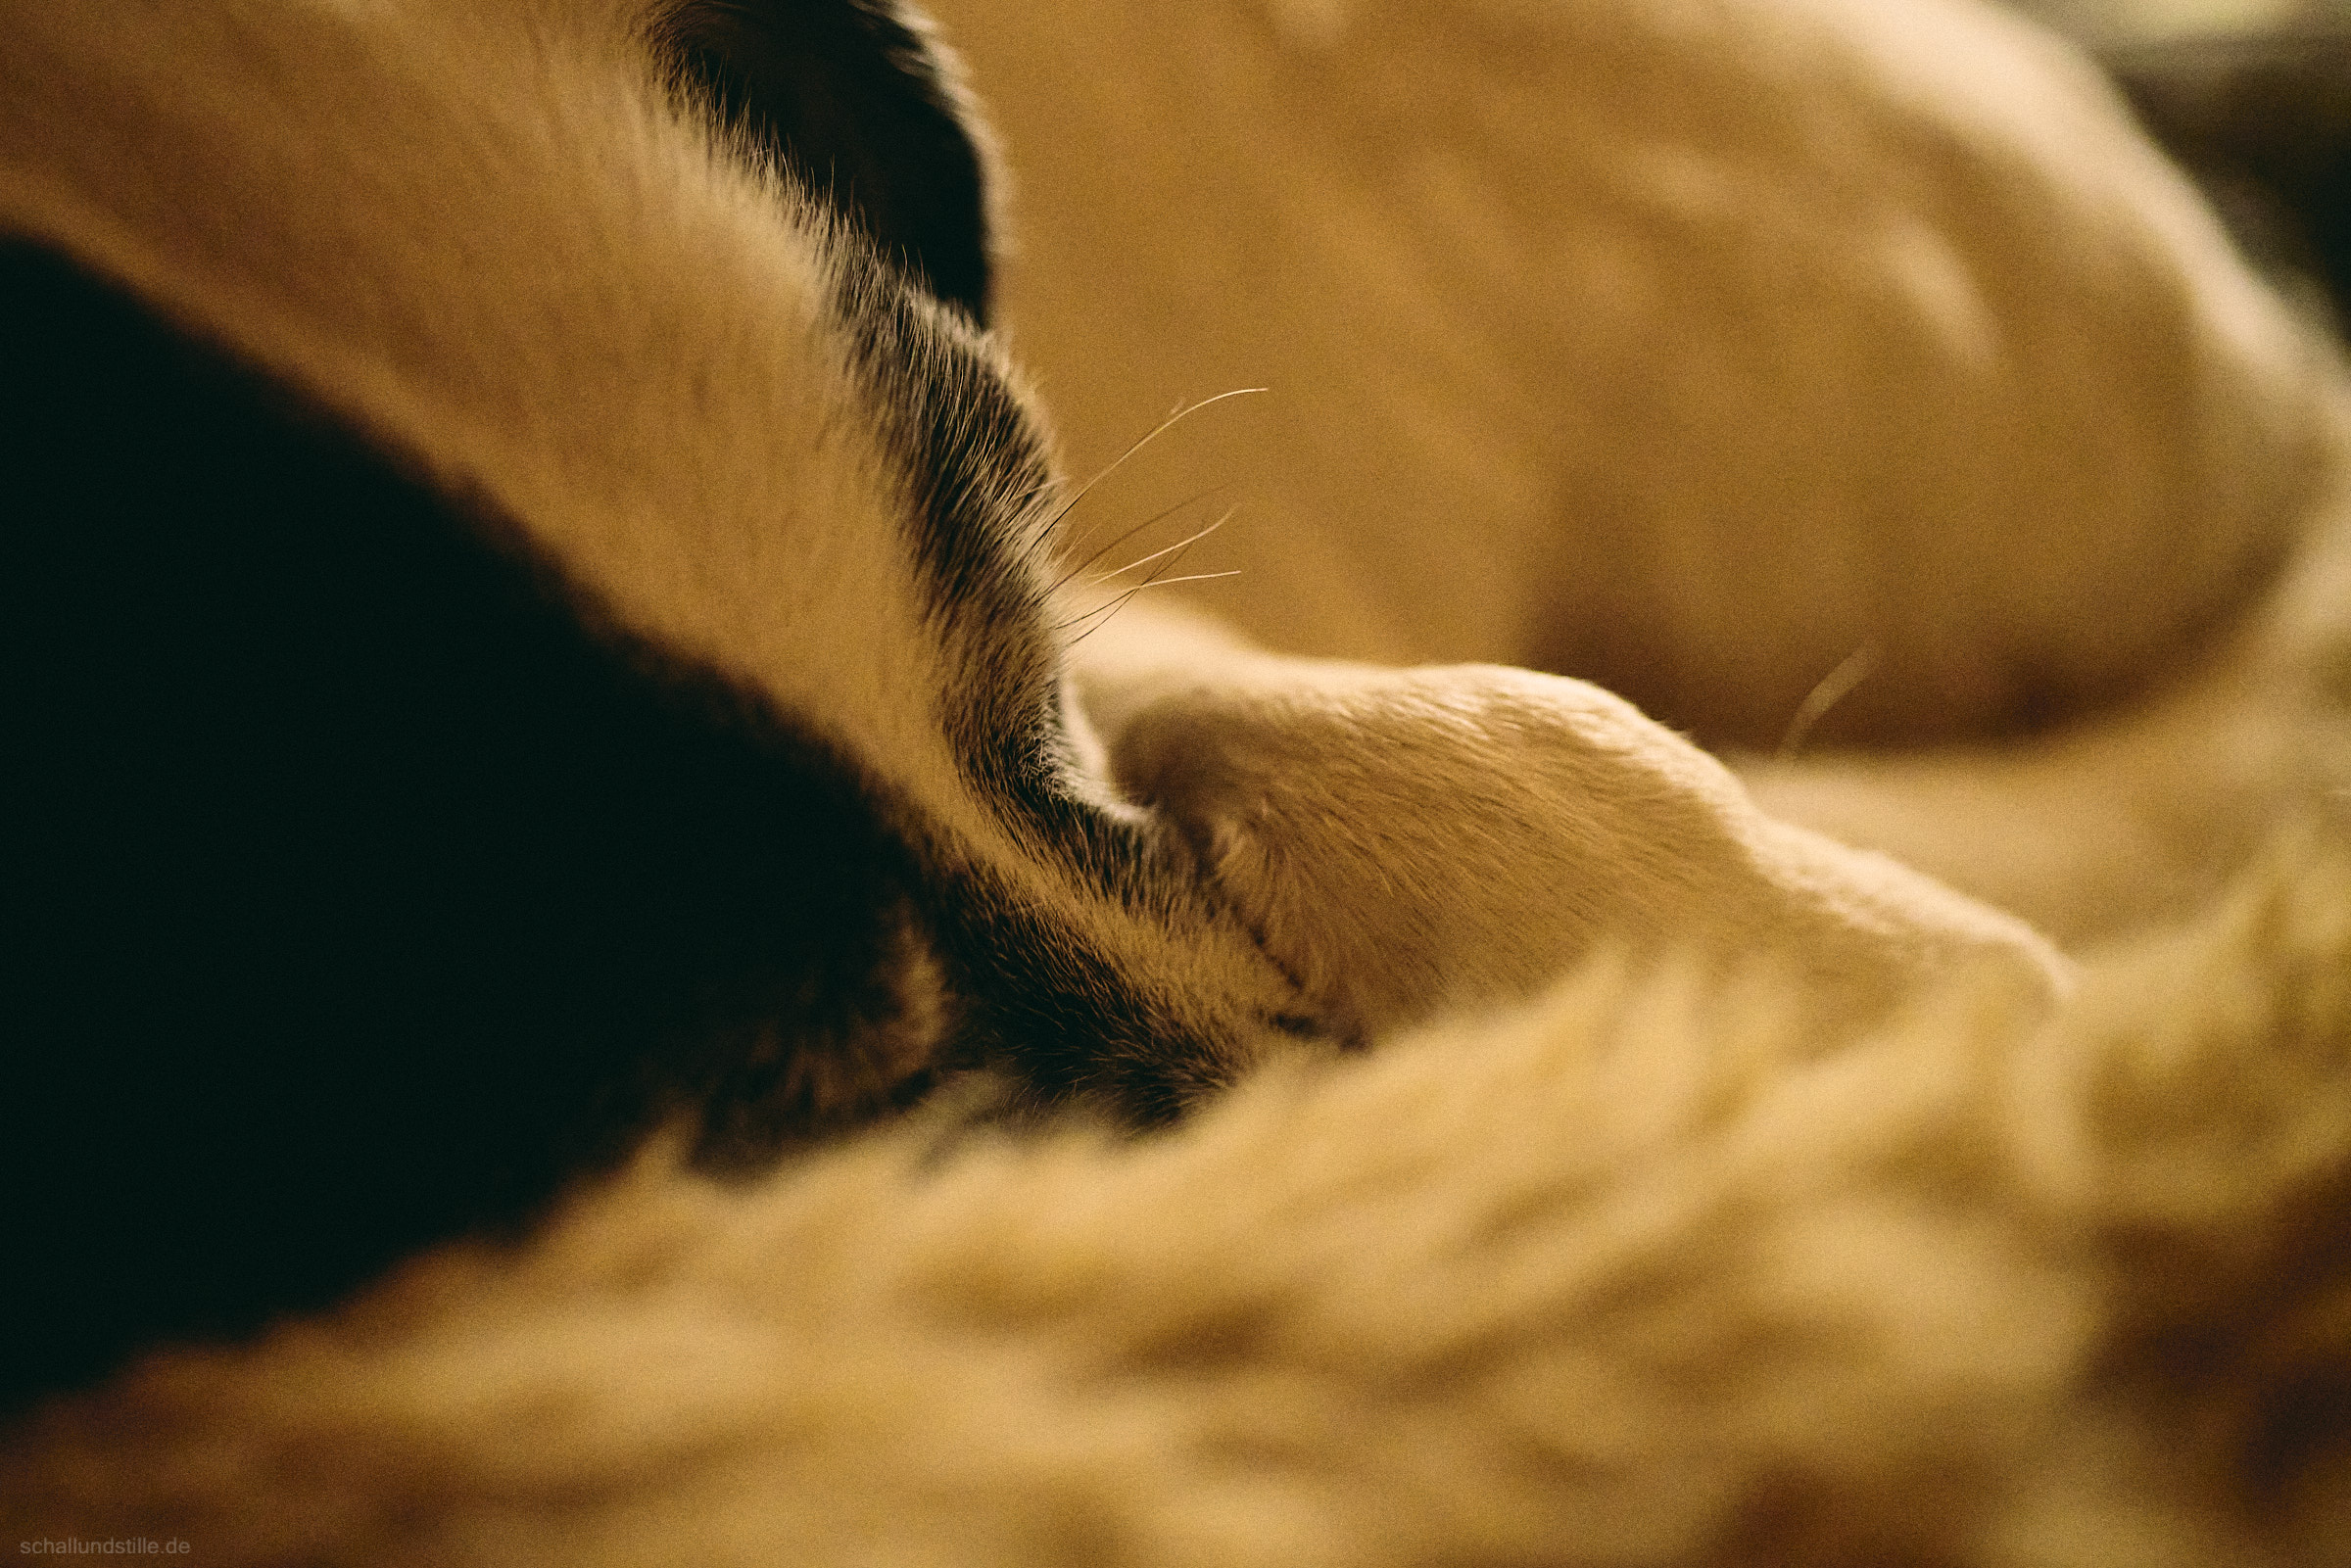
[659,0,995,321]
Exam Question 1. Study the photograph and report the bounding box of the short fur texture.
[0,0,1321,1397]
[939,0,2351,944]
[946,0,2334,751]
[1,0,2082,1405]
[6,0,2351,1558]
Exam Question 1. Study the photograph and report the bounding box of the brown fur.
[6,824,2348,1565]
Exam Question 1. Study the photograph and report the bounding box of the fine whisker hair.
[1034,387,1267,548]
[1056,507,1242,649]
[1776,643,1879,760]
[1045,485,1233,597]
[1087,507,1236,586]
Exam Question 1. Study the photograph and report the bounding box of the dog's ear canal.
[660,0,996,322]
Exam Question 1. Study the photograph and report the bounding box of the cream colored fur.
[0,0,2082,1067]
[1075,601,2063,1042]
[0,0,1315,1092]
[937,0,2351,948]
[6,0,2351,1558]
[938,0,2331,724]
[7,826,2348,1564]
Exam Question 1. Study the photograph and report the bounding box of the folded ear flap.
[659,0,996,321]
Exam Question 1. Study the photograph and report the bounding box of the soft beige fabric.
[7,824,2348,1566]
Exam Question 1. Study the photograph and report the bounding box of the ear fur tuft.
[655,0,999,320]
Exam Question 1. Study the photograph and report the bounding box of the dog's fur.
[0,0,2078,1407]
[0,0,1309,1402]
[930,0,2351,942]
[10,825,2351,1565]
[5,0,2350,1558]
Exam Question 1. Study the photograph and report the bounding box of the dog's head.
[0,0,1312,1404]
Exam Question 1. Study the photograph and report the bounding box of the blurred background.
[2025,0,2348,331]
[941,0,2351,755]
[2018,0,2345,41]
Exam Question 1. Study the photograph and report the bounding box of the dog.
[922,0,2351,945]
[2,0,2118,1417]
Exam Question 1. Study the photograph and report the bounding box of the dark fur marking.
[0,240,950,1406]
[922,890,1221,1127]
[660,0,996,320]
[827,245,1268,1122]
[833,243,1068,820]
